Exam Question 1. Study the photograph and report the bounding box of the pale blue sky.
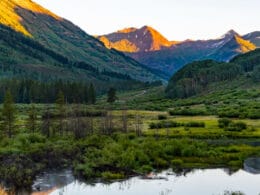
[34,0,260,41]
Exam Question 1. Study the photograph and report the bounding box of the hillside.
[165,49,260,98]
[99,27,257,78]
[0,0,162,84]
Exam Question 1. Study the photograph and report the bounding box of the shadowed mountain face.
[0,0,163,83]
[99,27,257,78]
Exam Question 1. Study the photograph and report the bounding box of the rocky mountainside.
[98,26,178,53]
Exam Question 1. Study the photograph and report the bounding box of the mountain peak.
[227,29,238,35]
[99,25,177,52]
[117,27,137,34]
[0,0,60,36]
[140,25,156,31]
[221,29,239,39]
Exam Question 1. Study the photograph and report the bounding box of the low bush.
[171,159,183,168]
[169,108,207,116]
[248,110,260,119]
[101,172,125,180]
[225,121,247,132]
[150,121,205,129]
[219,118,247,132]
[218,118,232,128]
[218,109,240,118]
[158,115,167,120]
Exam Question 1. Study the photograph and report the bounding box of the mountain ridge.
[98,25,179,53]
[98,27,258,78]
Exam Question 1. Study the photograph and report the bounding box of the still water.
[1,158,258,195]
[31,167,260,195]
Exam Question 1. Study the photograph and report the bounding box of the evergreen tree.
[42,105,51,138]
[2,90,16,138]
[88,83,96,104]
[27,104,37,133]
[56,91,65,136]
[107,87,117,103]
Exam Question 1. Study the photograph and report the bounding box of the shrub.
[248,110,260,119]
[218,118,232,128]
[154,157,168,168]
[171,159,183,168]
[101,171,125,180]
[158,115,167,120]
[218,109,240,118]
[138,165,153,174]
[225,121,247,132]
[169,108,207,116]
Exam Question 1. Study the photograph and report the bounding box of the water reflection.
[244,158,260,174]
[32,169,75,192]
[1,166,260,195]
[45,169,260,195]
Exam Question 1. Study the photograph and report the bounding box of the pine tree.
[27,103,37,133]
[42,105,51,138]
[88,83,96,104]
[56,91,65,136]
[107,88,117,103]
[2,90,16,138]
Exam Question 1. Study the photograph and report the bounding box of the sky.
[34,0,260,41]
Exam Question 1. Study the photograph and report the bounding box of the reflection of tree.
[244,158,260,174]
[223,168,238,176]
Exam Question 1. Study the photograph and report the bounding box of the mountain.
[243,31,260,47]
[98,26,178,53]
[0,0,163,87]
[165,49,260,98]
[99,27,257,78]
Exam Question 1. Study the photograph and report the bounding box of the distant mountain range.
[98,26,260,78]
[0,0,163,90]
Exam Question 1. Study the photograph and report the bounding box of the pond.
[1,158,260,195]
[30,168,260,195]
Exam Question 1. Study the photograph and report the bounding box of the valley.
[0,0,259,195]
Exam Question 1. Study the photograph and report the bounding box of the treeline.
[0,79,96,103]
[0,78,162,104]
[166,49,260,98]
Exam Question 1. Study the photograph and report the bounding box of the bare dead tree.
[89,116,94,135]
[166,122,170,138]
[122,109,128,133]
[154,123,159,140]
[107,110,114,135]
[135,113,142,137]
[101,111,107,135]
